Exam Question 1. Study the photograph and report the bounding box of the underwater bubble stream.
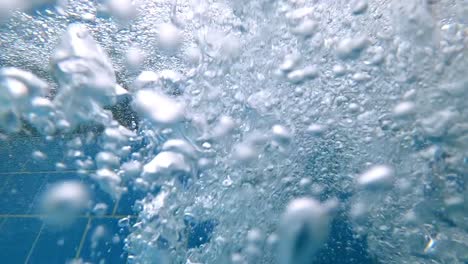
[0,0,467,263]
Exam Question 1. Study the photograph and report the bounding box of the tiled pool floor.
[0,135,378,264]
[0,135,138,264]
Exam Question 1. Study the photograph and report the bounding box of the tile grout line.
[24,222,45,264]
[0,218,7,232]
[0,170,96,176]
[113,196,129,264]
[26,173,51,215]
[19,159,31,173]
[112,197,121,216]
[0,175,12,195]
[75,217,92,260]
[0,214,136,219]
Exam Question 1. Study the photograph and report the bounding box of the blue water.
[0,134,376,263]
[0,135,130,263]
[1,1,466,263]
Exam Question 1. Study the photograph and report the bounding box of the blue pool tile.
[83,177,117,212]
[27,218,88,264]
[0,136,44,173]
[79,218,129,264]
[0,217,42,263]
[29,172,117,217]
[0,174,11,196]
[0,174,48,215]
[28,172,84,215]
[0,135,99,174]
[0,218,6,230]
[115,188,146,216]
[0,142,14,173]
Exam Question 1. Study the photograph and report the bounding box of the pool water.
[0,0,467,264]
[0,135,134,263]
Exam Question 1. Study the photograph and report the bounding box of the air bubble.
[93,203,109,216]
[133,89,185,125]
[357,165,394,190]
[157,23,183,55]
[336,35,369,60]
[306,123,327,137]
[125,46,146,70]
[40,181,90,227]
[291,19,317,38]
[350,0,368,15]
[143,151,191,182]
[32,150,47,161]
[105,0,137,22]
[92,168,124,199]
[271,125,292,145]
[393,101,416,118]
[278,198,330,264]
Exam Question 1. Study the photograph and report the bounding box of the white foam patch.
[133,89,185,125]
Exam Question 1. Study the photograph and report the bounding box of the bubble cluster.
[0,0,467,263]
